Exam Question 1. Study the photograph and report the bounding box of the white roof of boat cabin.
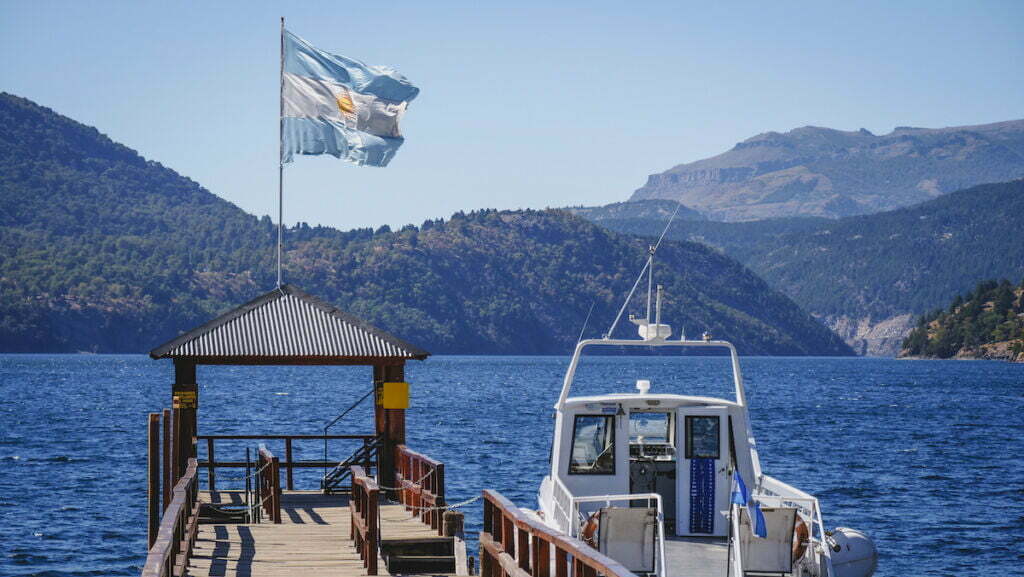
[560,393,741,409]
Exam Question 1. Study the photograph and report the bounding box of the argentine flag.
[731,471,767,538]
[281,30,419,167]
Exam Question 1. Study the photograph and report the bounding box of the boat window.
[685,416,720,459]
[629,411,671,443]
[569,415,616,475]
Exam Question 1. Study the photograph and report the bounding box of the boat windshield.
[569,415,616,474]
[629,411,671,443]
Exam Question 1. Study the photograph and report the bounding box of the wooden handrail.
[198,434,377,440]
[198,433,378,490]
[350,465,379,575]
[480,490,637,577]
[257,445,282,524]
[395,444,446,535]
[141,458,200,577]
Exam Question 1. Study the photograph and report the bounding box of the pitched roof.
[149,284,429,364]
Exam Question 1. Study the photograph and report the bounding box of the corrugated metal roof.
[150,284,428,362]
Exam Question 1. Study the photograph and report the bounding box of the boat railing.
[350,465,380,575]
[482,489,637,577]
[757,475,835,577]
[549,475,577,534]
[570,494,667,577]
[729,500,745,577]
[395,444,446,534]
[141,458,199,577]
[550,476,667,577]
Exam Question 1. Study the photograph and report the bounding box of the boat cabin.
[551,390,760,537]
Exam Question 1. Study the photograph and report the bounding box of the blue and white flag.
[731,471,749,506]
[749,500,768,539]
[731,471,767,538]
[281,30,419,166]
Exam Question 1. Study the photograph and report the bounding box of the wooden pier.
[187,491,453,576]
[139,285,629,577]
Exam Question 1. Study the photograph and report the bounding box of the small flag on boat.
[749,500,768,539]
[281,30,419,166]
[731,471,749,506]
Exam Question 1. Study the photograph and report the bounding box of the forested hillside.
[577,180,1024,355]
[901,279,1024,362]
[565,200,706,223]
[0,93,851,355]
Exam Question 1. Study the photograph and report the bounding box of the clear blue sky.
[3,1,1022,230]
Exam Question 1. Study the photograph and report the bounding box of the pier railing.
[257,444,283,524]
[395,444,446,534]
[350,465,380,575]
[198,433,377,491]
[141,458,200,577]
[481,490,636,577]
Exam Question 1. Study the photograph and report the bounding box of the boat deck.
[188,490,449,576]
[664,536,730,577]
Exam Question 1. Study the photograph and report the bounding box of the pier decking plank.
[189,490,444,576]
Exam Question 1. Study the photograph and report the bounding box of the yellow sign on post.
[382,382,409,409]
[173,391,198,409]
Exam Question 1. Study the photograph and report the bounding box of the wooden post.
[376,362,405,498]
[536,537,551,577]
[285,437,294,490]
[207,437,216,492]
[442,510,464,538]
[518,525,530,572]
[171,406,181,483]
[272,457,282,524]
[162,408,171,510]
[147,413,160,549]
[435,462,446,534]
[172,359,198,475]
[367,482,379,575]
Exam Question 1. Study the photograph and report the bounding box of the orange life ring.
[581,513,600,548]
[792,517,809,562]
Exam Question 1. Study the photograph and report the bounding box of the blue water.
[1,354,1022,576]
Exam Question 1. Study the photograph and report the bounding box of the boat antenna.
[605,201,684,338]
[576,301,596,344]
[646,244,654,324]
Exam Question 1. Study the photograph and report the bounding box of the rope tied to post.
[377,466,434,491]
[214,459,273,483]
[395,494,482,520]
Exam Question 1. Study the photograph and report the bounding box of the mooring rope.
[394,494,483,521]
[376,467,433,491]
[198,493,275,522]
[213,460,272,483]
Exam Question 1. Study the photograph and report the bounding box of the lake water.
[1,354,1022,576]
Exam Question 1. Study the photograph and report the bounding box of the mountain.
[631,120,1024,221]
[0,93,852,356]
[577,179,1024,356]
[901,279,1024,362]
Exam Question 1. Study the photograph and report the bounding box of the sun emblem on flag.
[335,88,357,125]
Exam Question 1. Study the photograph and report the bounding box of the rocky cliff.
[631,120,1024,221]
[825,314,916,357]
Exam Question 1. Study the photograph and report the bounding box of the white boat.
[532,282,878,577]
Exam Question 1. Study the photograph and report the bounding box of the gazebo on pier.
[141,285,472,576]
[148,283,430,494]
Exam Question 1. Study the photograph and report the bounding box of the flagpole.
[277,16,285,288]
